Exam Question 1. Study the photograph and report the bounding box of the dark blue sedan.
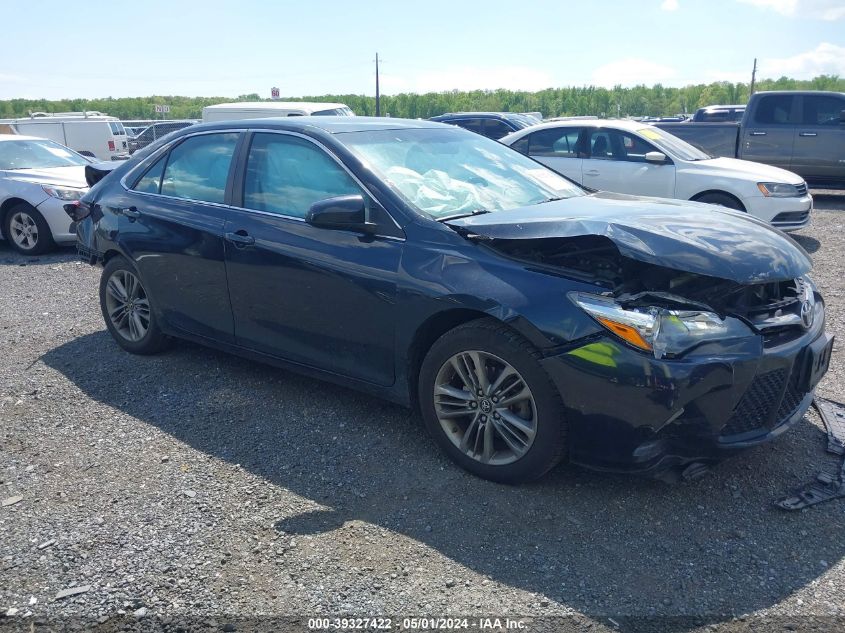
[72,117,832,483]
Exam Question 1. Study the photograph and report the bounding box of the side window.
[509,136,529,155]
[160,133,239,204]
[802,95,844,126]
[753,95,796,125]
[588,130,614,159]
[528,128,582,157]
[456,119,483,134]
[132,154,167,194]
[482,119,513,140]
[614,131,658,163]
[243,133,362,218]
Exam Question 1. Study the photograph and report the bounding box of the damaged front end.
[445,199,832,475]
[483,233,821,360]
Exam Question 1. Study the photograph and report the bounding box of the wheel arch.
[405,306,550,409]
[690,189,746,211]
[0,197,37,239]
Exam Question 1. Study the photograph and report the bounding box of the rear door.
[792,93,845,184]
[223,131,403,386]
[118,131,241,342]
[580,128,676,198]
[522,126,584,183]
[740,93,798,170]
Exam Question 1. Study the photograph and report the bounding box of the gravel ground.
[2,192,845,633]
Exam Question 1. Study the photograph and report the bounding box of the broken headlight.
[571,293,752,359]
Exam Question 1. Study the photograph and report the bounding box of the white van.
[11,112,129,161]
[202,101,354,123]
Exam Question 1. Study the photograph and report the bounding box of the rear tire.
[4,203,55,255]
[694,192,745,211]
[418,318,567,483]
[99,256,171,355]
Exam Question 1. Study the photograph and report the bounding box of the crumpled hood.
[1,166,88,189]
[446,192,811,283]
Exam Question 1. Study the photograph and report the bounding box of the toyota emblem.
[800,300,814,329]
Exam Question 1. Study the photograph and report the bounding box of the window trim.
[527,127,584,158]
[798,94,845,127]
[229,129,404,238]
[122,127,404,239]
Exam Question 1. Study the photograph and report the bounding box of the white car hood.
[1,166,88,189]
[691,157,804,185]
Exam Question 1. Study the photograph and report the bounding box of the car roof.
[203,101,348,111]
[0,133,47,142]
[431,112,514,120]
[499,118,656,144]
[185,116,447,135]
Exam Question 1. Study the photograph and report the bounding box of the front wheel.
[99,256,171,355]
[694,192,745,211]
[418,318,567,483]
[4,204,55,255]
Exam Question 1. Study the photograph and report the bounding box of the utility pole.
[375,52,381,117]
[749,58,757,96]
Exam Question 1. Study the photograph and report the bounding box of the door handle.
[122,206,141,220]
[799,132,818,137]
[749,131,767,136]
[584,170,600,176]
[225,230,255,247]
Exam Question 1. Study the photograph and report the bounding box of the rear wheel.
[694,192,745,211]
[99,256,170,355]
[418,318,567,483]
[4,203,55,255]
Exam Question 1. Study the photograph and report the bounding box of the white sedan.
[0,134,89,254]
[500,119,812,230]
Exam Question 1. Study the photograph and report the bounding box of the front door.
[223,132,403,386]
[580,128,676,198]
[792,93,845,184]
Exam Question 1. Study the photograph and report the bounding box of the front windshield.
[340,128,585,219]
[0,139,90,169]
[637,126,712,161]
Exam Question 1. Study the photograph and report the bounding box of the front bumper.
[540,305,830,475]
[36,197,79,244]
[744,193,812,231]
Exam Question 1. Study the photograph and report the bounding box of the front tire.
[99,256,170,355]
[694,192,745,211]
[4,203,55,255]
[418,318,567,483]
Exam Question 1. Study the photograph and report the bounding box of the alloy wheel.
[9,211,39,251]
[433,350,537,465]
[104,269,150,342]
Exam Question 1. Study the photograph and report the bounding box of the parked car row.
[500,118,813,230]
[0,134,89,254]
[656,91,845,189]
[61,116,831,483]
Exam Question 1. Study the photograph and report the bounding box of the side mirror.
[644,151,668,164]
[306,195,377,234]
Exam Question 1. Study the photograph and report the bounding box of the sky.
[2,0,844,100]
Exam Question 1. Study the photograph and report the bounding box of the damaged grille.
[721,364,809,438]
[722,369,788,436]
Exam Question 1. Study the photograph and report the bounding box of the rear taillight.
[108,140,116,151]
[64,201,91,222]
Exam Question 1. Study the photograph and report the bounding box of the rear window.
[109,121,126,135]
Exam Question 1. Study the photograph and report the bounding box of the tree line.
[1,75,842,121]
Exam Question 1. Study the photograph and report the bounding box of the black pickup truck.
[656,91,845,189]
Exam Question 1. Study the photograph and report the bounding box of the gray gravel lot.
[2,192,845,632]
